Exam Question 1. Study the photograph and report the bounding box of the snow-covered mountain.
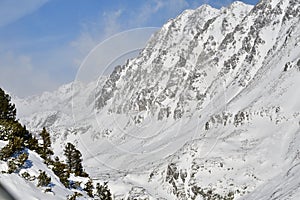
[12,0,300,199]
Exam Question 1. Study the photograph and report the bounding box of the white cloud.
[70,9,126,68]
[0,52,59,97]
[72,33,94,53]
[162,0,190,15]
[129,0,190,26]
[70,0,191,65]
[0,0,48,27]
[102,9,123,38]
[74,28,159,83]
[131,0,164,26]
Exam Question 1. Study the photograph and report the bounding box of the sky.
[0,0,259,98]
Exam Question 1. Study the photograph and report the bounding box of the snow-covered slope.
[11,0,300,199]
[0,141,76,200]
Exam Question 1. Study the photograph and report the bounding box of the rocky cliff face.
[15,0,300,199]
[95,2,253,122]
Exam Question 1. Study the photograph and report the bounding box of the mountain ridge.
[11,0,300,199]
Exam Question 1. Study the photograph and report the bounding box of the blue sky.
[0,0,259,97]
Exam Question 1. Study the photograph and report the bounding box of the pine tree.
[0,88,16,121]
[0,120,16,140]
[84,179,94,197]
[40,127,54,162]
[16,152,28,167]
[7,152,28,173]
[28,136,40,153]
[52,156,70,188]
[73,149,84,176]
[67,192,83,200]
[37,170,51,187]
[7,159,17,174]
[0,136,24,160]
[10,136,24,152]
[0,117,30,142]
[0,88,33,152]
[64,143,86,176]
[96,182,112,200]
[12,124,30,143]
[0,142,14,160]
[64,142,75,173]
